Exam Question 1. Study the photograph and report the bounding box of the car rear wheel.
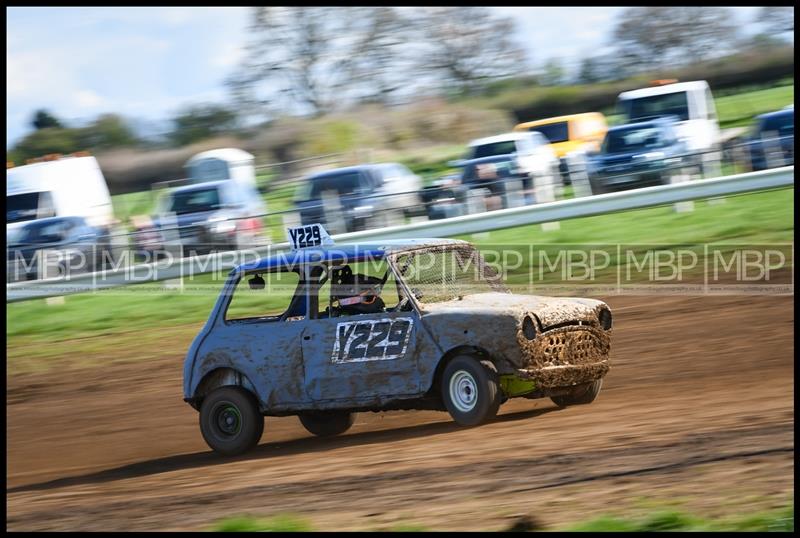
[298,411,356,437]
[441,356,501,426]
[551,378,603,407]
[199,386,264,456]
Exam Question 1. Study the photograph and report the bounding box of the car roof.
[514,112,604,130]
[307,164,383,180]
[618,81,709,100]
[469,132,530,147]
[235,238,469,274]
[185,148,254,165]
[756,108,794,121]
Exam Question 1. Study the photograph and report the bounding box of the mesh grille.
[541,329,605,366]
[522,326,610,369]
[390,244,508,304]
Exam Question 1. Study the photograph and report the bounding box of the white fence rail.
[6,166,794,303]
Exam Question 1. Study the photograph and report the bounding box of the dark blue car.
[587,116,690,195]
[746,107,794,171]
[295,164,422,234]
[182,230,613,455]
[6,216,109,282]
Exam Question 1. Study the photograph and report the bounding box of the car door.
[301,266,423,403]
[302,310,422,402]
[204,269,310,407]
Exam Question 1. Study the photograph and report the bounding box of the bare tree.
[612,7,739,72]
[413,7,528,95]
[344,7,419,105]
[229,7,358,118]
[677,7,738,63]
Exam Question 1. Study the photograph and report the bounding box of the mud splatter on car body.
[182,238,612,415]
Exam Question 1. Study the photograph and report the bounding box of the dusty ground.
[6,294,795,531]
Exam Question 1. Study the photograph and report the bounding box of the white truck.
[7,154,115,244]
[616,80,722,177]
[453,131,560,208]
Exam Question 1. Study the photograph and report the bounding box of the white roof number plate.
[287,223,334,250]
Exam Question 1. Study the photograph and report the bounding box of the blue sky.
[6,6,763,147]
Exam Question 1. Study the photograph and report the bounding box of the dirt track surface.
[6,295,795,531]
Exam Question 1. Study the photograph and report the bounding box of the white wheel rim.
[449,370,478,413]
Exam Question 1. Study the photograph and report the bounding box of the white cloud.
[6,49,75,101]
[211,42,245,69]
[73,89,109,110]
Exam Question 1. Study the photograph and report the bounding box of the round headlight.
[599,308,613,330]
[522,315,537,340]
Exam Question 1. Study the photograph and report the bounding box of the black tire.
[441,355,501,426]
[298,411,356,437]
[199,386,264,456]
[589,177,608,196]
[551,379,603,408]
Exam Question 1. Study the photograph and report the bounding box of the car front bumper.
[515,324,611,388]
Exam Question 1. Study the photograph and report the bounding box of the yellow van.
[514,112,608,184]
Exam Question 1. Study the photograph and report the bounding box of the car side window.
[315,260,403,319]
[225,269,304,322]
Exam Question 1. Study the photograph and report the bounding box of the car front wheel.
[199,386,264,456]
[551,378,603,407]
[441,356,501,426]
[298,411,356,437]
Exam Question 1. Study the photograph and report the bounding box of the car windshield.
[603,126,667,153]
[622,91,690,122]
[167,187,222,215]
[529,121,569,143]
[308,172,369,198]
[759,112,794,137]
[390,244,508,304]
[7,191,55,224]
[471,141,518,159]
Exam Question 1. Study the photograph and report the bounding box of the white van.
[185,148,259,189]
[616,80,722,176]
[7,155,114,243]
[183,147,266,215]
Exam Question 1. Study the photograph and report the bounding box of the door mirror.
[248,274,265,290]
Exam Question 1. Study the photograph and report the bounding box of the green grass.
[6,188,793,364]
[111,189,163,224]
[715,83,794,129]
[211,515,313,532]
[562,503,794,532]
[207,502,793,532]
[469,187,793,246]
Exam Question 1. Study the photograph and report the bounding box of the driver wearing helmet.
[330,265,386,316]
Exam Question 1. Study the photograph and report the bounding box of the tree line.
[8,6,793,165]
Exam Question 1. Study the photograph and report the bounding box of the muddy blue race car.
[183,225,613,455]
